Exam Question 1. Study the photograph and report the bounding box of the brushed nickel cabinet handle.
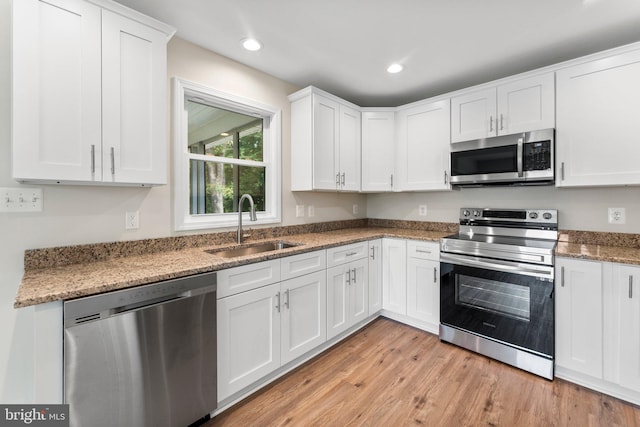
[275,291,281,312]
[336,173,340,185]
[500,114,504,130]
[489,115,494,132]
[444,171,448,185]
[346,269,351,286]
[561,266,565,287]
[352,268,357,283]
[90,145,96,174]
[341,172,345,186]
[630,276,633,299]
[433,267,437,283]
[561,162,565,181]
[370,247,375,260]
[110,147,115,175]
[284,289,290,309]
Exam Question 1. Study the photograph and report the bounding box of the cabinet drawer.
[217,260,281,298]
[326,242,368,267]
[280,250,326,281]
[407,241,439,261]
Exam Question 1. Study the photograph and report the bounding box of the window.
[173,78,281,230]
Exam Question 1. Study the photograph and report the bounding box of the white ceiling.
[116,0,640,107]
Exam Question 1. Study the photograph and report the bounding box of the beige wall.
[368,185,640,233]
[167,38,368,227]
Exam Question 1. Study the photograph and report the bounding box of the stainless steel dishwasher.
[64,271,217,427]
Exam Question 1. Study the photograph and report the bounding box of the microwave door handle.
[517,136,524,177]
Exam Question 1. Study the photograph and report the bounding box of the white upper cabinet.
[361,111,395,192]
[12,0,174,186]
[101,10,169,185]
[290,87,361,191]
[451,73,555,143]
[556,47,640,187]
[396,99,451,191]
[13,0,102,183]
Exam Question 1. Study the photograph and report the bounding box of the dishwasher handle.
[110,284,217,316]
[64,271,217,328]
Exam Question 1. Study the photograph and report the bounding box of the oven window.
[455,274,530,321]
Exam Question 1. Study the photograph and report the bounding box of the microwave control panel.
[523,141,552,171]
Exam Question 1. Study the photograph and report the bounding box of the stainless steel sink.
[206,241,301,258]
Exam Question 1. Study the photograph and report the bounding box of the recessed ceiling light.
[387,63,404,74]
[242,38,262,51]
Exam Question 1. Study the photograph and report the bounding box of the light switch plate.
[296,205,305,218]
[418,205,428,216]
[0,187,43,212]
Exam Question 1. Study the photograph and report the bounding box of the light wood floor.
[207,318,640,426]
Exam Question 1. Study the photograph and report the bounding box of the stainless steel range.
[439,208,558,379]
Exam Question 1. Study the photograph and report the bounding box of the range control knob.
[543,212,553,220]
[462,210,471,217]
[473,210,481,217]
[529,212,539,220]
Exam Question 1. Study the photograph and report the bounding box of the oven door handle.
[440,253,554,279]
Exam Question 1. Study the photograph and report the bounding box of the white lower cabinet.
[382,238,407,314]
[406,241,440,331]
[217,253,326,401]
[556,257,640,405]
[327,258,369,339]
[217,283,281,401]
[606,264,640,392]
[281,270,327,365]
[555,257,604,379]
[368,239,383,314]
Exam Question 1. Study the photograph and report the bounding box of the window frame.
[172,77,281,231]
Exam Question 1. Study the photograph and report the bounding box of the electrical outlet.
[125,211,140,230]
[418,205,428,216]
[353,204,359,215]
[296,205,305,218]
[308,205,315,217]
[608,207,626,224]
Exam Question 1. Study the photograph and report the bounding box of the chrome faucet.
[237,194,257,244]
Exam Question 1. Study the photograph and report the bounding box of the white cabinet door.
[338,105,361,191]
[217,283,281,400]
[556,48,640,186]
[382,238,407,315]
[12,0,102,182]
[555,258,603,379]
[496,73,554,136]
[396,99,451,191]
[102,10,168,185]
[327,264,350,339]
[349,258,369,326]
[608,264,640,392]
[327,257,369,340]
[451,88,497,142]
[361,111,395,191]
[451,73,554,143]
[280,270,327,365]
[312,94,340,190]
[406,258,439,327]
[368,239,383,314]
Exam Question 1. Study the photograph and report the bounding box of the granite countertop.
[16,220,640,309]
[15,226,450,308]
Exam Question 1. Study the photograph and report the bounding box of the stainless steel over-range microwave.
[450,128,554,186]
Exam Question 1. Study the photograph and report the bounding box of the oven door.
[440,252,554,357]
